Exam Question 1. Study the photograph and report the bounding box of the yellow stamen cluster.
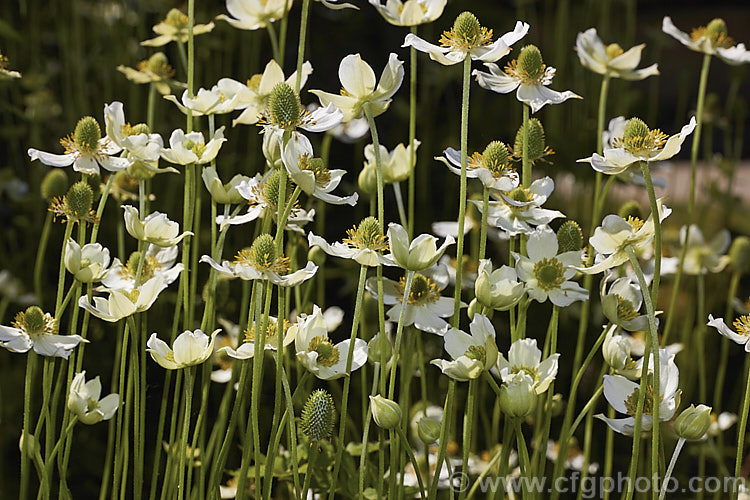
[605,43,624,60]
[615,295,640,322]
[614,117,668,155]
[624,382,662,417]
[342,216,389,252]
[690,18,734,49]
[626,216,644,232]
[298,154,331,185]
[465,345,486,363]
[510,364,539,381]
[182,138,207,159]
[244,318,291,344]
[533,257,565,291]
[308,336,340,367]
[0,52,8,70]
[733,315,750,337]
[164,8,189,29]
[125,252,161,282]
[439,12,493,51]
[61,116,102,155]
[233,234,290,274]
[398,273,440,305]
[13,306,57,338]
[137,52,175,80]
[503,186,534,208]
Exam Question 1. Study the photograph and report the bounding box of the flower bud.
[268,82,301,130]
[65,181,94,218]
[74,116,102,152]
[730,236,750,274]
[417,416,441,444]
[499,373,538,418]
[467,298,493,320]
[300,389,336,442]
[262,131,282,169]
[618,201,642,221]
[557,220,583,253]
[517,45,545,81]
[358,165,377,195]
[307,246,327,267]
[370,395,402,430]
[514,118,547,163]
[367,333,392,365]
[674,404,712,441]
[452,12,481,46]
[41,170,68,201]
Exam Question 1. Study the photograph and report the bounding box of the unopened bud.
[417,416,441,444]
[674,404,712,441]
[358,165,377,195]
[499,373,538,418]
[370,395,402,430]
[730,236,750,274]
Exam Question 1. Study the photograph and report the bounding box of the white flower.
[431,314,498,381]
[232,60,313,126]
[707,412,737,437]
[386,222,454,272]
[578,198,671,275]
[123,206,193,247]
[202,166,252,205]
[165,79,253,116]
[496,338,559,394]
[117,52,184,96]
[294,305,367,380]
[473,44,582,113]
[471,177,564,236]
[68,372,119,425]
[310,53,404,122]
[103,101,164,163]
[160,127,226,165]
[0,306,87,359]
[308,216,393,267]
[661,225,730,276]
[600,277,651,332]
[596,349,681,435]
[316,0,358,10]
[662,17,750,66]
[65,239,111,283]
[219,316,294,360]
[78,277,169,322]
[436,144,519,192]
[100,244,183,291]
[369,0,446,27]
[602,326,641,380]
[708,314,750,352]
[141,8,214,46]
[363,140,420,184]
[327,115,369,143]
[514,226,587,307]
[28,116,131,176]
[575,28,659,80]
[147,329,220,369]
[403,15,529,66]
[366,263,456,335]
[578,116,696,175]
[281,133,358,205]
[475,259,525,311]
[216,0,291,31]
[0,51,21,79]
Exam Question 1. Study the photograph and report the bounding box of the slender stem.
[639,162,661,307]
[458,380,477,500]
[363,103,385,230]
[294,0,311,93]
[733,356,750,500]
[568,383,604,438]
[515,419,531,500]
[407,31,417,238]
[495,417,514,500]
[452,56,472,326]
[659,439,686,500]
[328,265,368,500]
[266,21,280,64]
[396,426,426,500]
[522,104,531,187]
[147,82,157,130]
[392,182,408,228]
[177,368,194,500]
[388,271,415,399]
[359,363,380,496]
[33,212,53,309]
[301,444,319,500]
[20,352,37,500]
[427,380,455,500]
[663,53,711,343]
[714,271,741,412]
[534,306,559,476]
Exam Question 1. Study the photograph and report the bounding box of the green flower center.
[299,155,331,185]
[505,186,534,205]
[516,45,545,82]
[439,11,493,50]
[624,381,662,417]
[615,295,639,322]
[533,257,565,291]
[182,139,207,159]
[267,82,302,130]
[343,216,388,252]
[614,117,668,155]
[605,43,624,60]
[244,318,290,345]
[470,140,512,178]
[125,251,161,282]
[13,306,55,338]
[72,116,102,153]
[557,221,583,253]
[510,364,539,381]
[308,336,340,367]
[234,234,290,274]
[513,118,548,163]
[465,345,486,363]
[165,8,189,29]
[398,273,440,305]
[691,18,734,49]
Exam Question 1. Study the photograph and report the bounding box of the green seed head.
[452,12,482,46]
[557,220,583,253]
[482,141,510,175]
[730,236,750,274]
[706,18,729,46]
[147,52,169,71]
[41,170,69,201]
[263,169,292,207]
[165,8,188,29]
[131,123,151,136]
[268,82,301,130]
[300,389,336,442]
[249,234,277,270]
[517,45,545,82]
[65,181,94,217]
[514,118,547,163]
[618,201,642,221]
[623,118,650,145]
[22,306,46,336]
[74,116,101,153]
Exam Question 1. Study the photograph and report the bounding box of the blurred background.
[0,0,748,496]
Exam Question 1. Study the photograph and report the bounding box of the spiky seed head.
[65,181,94,217]
[514,118,547,163]
[74,116,101,153]
[482,141,510,174]
[618,201,642,221]
[41,170,69,201]
[517,45,545,82]
[300,389,336,442]
[557,220,583,252]
[452,12,481,45]
[22,306,46,336]
[268,82,301,130]
[706,18,728,45]
[249,234,277,270]
[131,123,151,136]
[623,118,650,144]
[730,236,750,274]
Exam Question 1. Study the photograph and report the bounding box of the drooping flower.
[117,52,184,96]
[471,177,564,236]
[142,8,215,47]
[577,198,671,275]
[514,225,588,307]
[386,222,454,272]
[403,11,529,66]
[103,102,164,164]
[68,372,119,425]
[661,225,730,276]
[366,263,456,335]
[0,306,86,358]
[310,53,404,123]
[578,116,696,176]
[474,44,582,113]
[308,216,394,267]
[496,338,559,395]
[202,167,251,205]
[362,140,420,185]
[64,239,111,284]
[601,326,641,380]
[28,116,131,176]
[600,277,651,332]
[708,314,750,352]
[123,206,193,247]
[596,349,681,435]
[280,133,359,205]
[100,245,183,291]
[369,0,446,27]
[437,141,519,193]
[78,276,170,322]
[294,305,367,380]
[216,0,291,31]
[147,329,220,369]
[575,28,659,80]
[431,314,498,381]
[160,127,226,165]
[474,259,525,311]
[662,17,750,66]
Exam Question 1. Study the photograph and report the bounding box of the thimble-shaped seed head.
[300,389,336,442]
[557,221,583,253]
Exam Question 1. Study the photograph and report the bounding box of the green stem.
[301,443,319,500]
[534,306,559,476]
[20,352,37,500]
[294,0,311,93]
[407,31,417,238]
[452,56,472,326]
[515,419,531,500]
[459,380,477,500]
[427,380,454,500]
[396,426,426,500]
[363,102,385,229]
[663,53,711,343]
[359,362,381,496]
[714,271,741,413]
[733,356,750,500]
[266,21,280,64]
[659,439,685,500]
[522,104,530,187]
[639,162,661,308]
[177,368,194,500]
[479,186,489,261]
[392,182,408,228]
[388,271,415,399]
[33,212,53,309]
[568,383,604,438]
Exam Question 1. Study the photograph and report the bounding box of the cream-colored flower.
[310,53,404,122]
[165,81,249,116]
[100,245,182,291]
[147,329,220,369]
[662,17,750,66]
[202,167,251,205]
[65,239,111,283]
[78,276,169,322]
[308,216,393,267]
[104,101,164,164]
[141,8,215,46]
[216,0,291,31]
[123,206,193,247]
[363,140,420,184]
[600,277,651,332]
[436,141,519,192]
[661,225,730,276]
[387,222,454,272]
[431,314,498,381]
[475,259,524,311]
[496,338,559,395]
[160,127,226,165]
[117,52,184,96]
[0,51,21,80]
[575,28,659,80]
[708,314,750,352]
[0,306,86,358]
[369,0,446,27]
[68,371,119,425]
